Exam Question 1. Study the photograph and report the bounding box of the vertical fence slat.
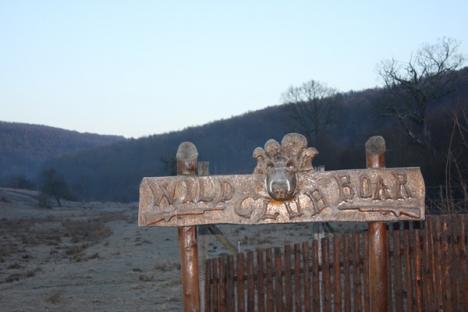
[322,238,331,312]
[334,235,342,312]
[353,233,362,312]
[226,256,235,312]
[441,216,453,312]
[257,249,266,312]
[434,217,444,310]
[266,248,274,312]
[392,225,403,312]
[343,235,351,312]
[414,229,423,312]
[294,244,302,312]
[409,225,416,312]
[247,251,255,312]
[403,229,414,312]
[274,247,284,312]
[236,253,245,312]
[451,216,461,311]
[205,259,211,312]
[461,215,468,311]
[213,258,219,311]
[284,245,293,310]
[329,236,335,311]
[204,214,468,312]
[388,225,394,312]
[428,217,439,311]
[219,257,226,312]
[422,220,432,312]
[363,232,370,312]
[312,239,321,312]
[302,241,311,312]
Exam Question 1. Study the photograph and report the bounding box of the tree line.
[5,38,467,213]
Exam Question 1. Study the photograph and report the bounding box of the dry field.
[0,188,352,311]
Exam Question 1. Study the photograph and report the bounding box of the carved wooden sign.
[139,134,425,226]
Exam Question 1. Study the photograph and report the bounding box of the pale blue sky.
[1,1,466,138]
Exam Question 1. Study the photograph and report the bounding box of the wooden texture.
[302,241,311,312]
[176,142,201,312]
[236,253,245,312]
[283,245,293,310]
[246,251,255,312]
[353,233,362,312]
[226,256,234,311]
[139,167,425,226]
[294,244,301,312]
[312,240,320,312]
[140,131,424,227]
[366,135,389,312]
[265,249,274,312]
[322,238,331,312]
[257,250,265,312]
[343,235,351,312]
[392,227,404,312]
[274,247,284,312]
[139,135,432,312]
[334,235,342,312]
[368,223,388,311]
[204,259,211,312]
[204,214,468,312]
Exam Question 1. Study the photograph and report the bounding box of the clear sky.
[1,1,467,138]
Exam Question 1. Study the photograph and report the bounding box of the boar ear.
[264,139,280,158]
[281,133,307,159]
[253,147,267,174]
[298,147,319,171]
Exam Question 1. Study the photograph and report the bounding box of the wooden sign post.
[366,136,389,312]
[138,133,425,312]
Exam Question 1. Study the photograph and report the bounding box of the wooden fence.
[204,214,468,311]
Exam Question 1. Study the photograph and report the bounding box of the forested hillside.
[43,68,468,202]
[0,122,124,184]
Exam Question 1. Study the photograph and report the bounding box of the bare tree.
[441,107,468,213]
[281,80,337,142]
[378,37,465,152]
[39,168,73,207]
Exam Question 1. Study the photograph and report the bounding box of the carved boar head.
[265,158,296,200]
[253,133,318,201]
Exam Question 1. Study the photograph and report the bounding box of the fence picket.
[312,239,321,312]
[257,249,265,312]
[236,254,245,312]
[265,248,274,312]
[274,247,284,312]
[284,245,293,311]
[246,251,255,312]
[353,233,362,312]
[204,215,467,312]
[226,256,235,312]
[343,235,351,312]
[294,244,302,312]
[219,257,226,312]
[334,235,342,312]
[302,241,311,312]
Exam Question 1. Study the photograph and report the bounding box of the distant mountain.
[0,122,125,183]
[43,68,468,202]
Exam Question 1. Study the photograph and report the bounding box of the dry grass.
[4,267,42,283]
[62,219,112,243]
[45,291,63,305]
[153,260,180,272]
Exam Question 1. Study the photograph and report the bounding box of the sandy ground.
[0,188,357,311]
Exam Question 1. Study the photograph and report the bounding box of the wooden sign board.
[139,134,425,227]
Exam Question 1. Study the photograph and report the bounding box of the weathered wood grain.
[139,168,425,226]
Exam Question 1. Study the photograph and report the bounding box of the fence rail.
[205,214,468,312]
